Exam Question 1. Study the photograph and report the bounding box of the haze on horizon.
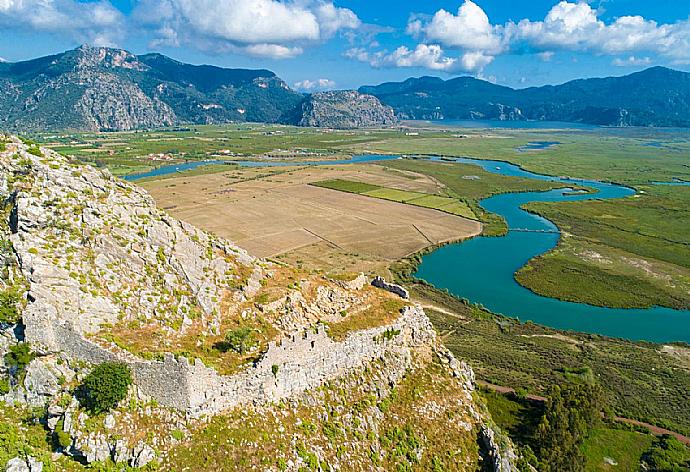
[1,0,689,91]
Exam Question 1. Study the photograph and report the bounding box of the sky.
[0,0,689,90]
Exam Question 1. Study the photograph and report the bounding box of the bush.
[0,377,9,395]
[54,418,71,449]
[0,289,21,324]
[4,343,34,378]
[78,362,132,414]
[642,435,690,471]
[223,327,257,354]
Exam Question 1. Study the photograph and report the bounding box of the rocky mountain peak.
[295,90,397,129]
[70,45,149,71]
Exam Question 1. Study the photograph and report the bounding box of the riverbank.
[390,272,690,437]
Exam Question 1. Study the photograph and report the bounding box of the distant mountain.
[289,90,397,129]
[359,67,690,127]
[0,45,304,131]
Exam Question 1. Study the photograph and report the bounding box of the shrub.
[78,362,132,414]
[54,418,72,448]
[4,343,34,379]
[223,327,257,354]
[642,435,690,471]
[0,289,21,324]
[0,377,9,395]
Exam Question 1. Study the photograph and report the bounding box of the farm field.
[312,179,477,220]
[141,163,482,274]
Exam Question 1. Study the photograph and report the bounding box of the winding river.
[416,157,690,343]
[127,154,690,343]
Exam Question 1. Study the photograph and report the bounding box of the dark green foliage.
[53,418,71,449]
[534,383,604,472]
[222,327,257,354]
[78,362,132,414]
[643,435,690,471]
[0,378,9,395]
[4,343,34,381]
[0,289,21,324]
[26,146,43,157]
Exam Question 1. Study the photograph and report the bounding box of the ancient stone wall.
[372,276,410,299]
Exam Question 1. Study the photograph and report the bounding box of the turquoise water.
[124,154,401,181]
[652,179,690,187]
[415,157,690,343]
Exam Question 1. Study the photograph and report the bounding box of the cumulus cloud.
[0,0,124,45]
[134,0,360,58]
[294,78,336,90]
[512,1,690,61]
[345,43,490,72]
[349,1,690,73]
[414,1,503,53]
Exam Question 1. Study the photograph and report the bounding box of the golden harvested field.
[142,164,481,273]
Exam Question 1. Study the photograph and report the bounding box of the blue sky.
[1,0,689,90]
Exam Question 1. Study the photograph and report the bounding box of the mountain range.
[360,67,690,127]
[1,45,689,130]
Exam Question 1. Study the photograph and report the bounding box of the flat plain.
[141,163,482,273]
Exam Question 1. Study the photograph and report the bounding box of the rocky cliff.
[293,90,397,129]
[0,136,517,470]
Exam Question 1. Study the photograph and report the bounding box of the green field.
[581,428,654,471]
[312,178,478,220]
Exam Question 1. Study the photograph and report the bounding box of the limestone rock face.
[1,138,255,354]
[295,90,397,129]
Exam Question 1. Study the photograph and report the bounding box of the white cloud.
[134,0,360,58]
[512,1,690,61]
[345,43,490,73]
[612,56,652,67]
[416,1,502,53]
[294,78,336,90]
[313,2,360,38]
[0,0,124,45]
[349,1,690,74]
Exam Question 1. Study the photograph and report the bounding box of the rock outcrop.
[293,90,397,129]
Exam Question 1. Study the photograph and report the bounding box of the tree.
[534,383,604,472]
[643,435,690,471]
[78,362,132,414]
[223,327,257,354]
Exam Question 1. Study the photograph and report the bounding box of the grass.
[581,427,654,472]
[516,185,690,309]
[312,178,479,221]
[310,178,381,194]
[326,298,405,341]
[362,187,425,202]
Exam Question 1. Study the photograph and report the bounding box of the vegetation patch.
[78,361,133,414]
[326,298,405,341]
